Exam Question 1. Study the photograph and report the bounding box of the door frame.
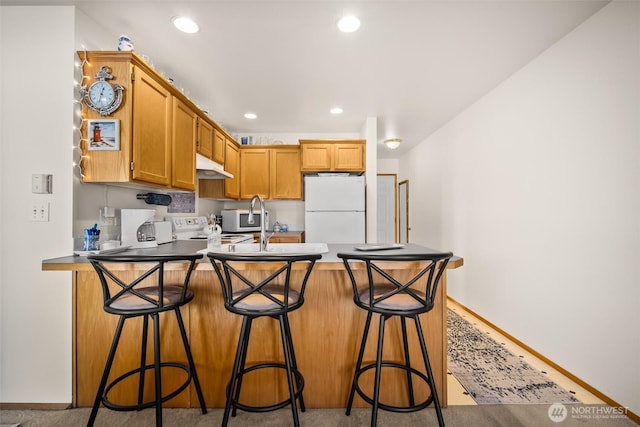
[398,179,409,243]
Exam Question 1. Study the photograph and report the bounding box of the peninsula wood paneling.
[71,263,448,410]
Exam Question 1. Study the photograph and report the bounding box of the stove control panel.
[171,216,207,232]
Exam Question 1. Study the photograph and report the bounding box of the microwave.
[221,209,269,232]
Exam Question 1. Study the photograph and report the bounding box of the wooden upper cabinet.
[300,139,366,172]
[171,98,197,191]
[240,148,270,199]
[224,139,240,199]
[79,51,236,191]
[212,129,225,164]
[131,65,172,186]
[239,146,302,200]
[199,144,301,201]
[333,143,365,171]
[270,147,302,199]
[197,117,213,159]
[300,143,332,171]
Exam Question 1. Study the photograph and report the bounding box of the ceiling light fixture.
[337,15,360,33]
[172,16,199,34]
[244,112,257,119]
[330,107,343,115]
[384,138,402,150]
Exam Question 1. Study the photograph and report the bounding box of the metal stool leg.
[223,317,251,426]
[88,316,126,427]
[138,314,149,408]
[371,314,387,427]
[282,314,305,412]
[175,308,207,414]
[152,313,162,427]
[346,311,374,415]
[231,317,252,418]
[414,316,445,427]
[400,316,416,407]
[279,314,300,427]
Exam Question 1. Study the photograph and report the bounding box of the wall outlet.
[99,206,117,226]
[31,203,50,222]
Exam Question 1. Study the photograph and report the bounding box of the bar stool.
[86,254,207,427]
[207,252,321,427]
[338,249,453,427]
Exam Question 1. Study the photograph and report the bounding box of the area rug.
[447,309,580,404]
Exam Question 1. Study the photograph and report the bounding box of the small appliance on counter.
[121,208,169,249]
[153,220,173,244]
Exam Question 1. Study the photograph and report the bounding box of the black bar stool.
[207,251,321,427]
[86,254,208,427]
[338,249,453,427]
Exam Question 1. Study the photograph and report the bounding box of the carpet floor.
[1,405,636,427]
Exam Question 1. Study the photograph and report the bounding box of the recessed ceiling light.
[337,15,360,33]
[330,107,343,115]
[172,16,199,34]
[244,112,257,119]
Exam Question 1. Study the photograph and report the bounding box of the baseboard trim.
[0,403,71,410]
[447,297,639,425]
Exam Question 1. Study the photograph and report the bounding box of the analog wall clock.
[81,66,124,116]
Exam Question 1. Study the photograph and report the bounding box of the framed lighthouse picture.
[88,119,120,151]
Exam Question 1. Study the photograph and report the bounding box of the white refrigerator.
[304,175,366,243]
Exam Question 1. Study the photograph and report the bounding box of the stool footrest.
[353,361,435,413]
[229,362,305,414]
[102,362,193,412]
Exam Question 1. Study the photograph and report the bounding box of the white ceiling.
[4,0,609,158]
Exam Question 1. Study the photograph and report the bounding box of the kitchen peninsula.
[42,241,463,409]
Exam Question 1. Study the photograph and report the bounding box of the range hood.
[196,153,233,179]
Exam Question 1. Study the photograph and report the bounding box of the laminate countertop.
[42,240,463,270]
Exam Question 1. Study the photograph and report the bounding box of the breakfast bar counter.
[43,241,463,409]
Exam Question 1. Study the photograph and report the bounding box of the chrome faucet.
[248,194,268,251]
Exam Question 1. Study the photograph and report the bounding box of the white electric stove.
[171,216,254,244]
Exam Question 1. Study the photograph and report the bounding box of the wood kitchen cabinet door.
[300,142,332,171]
[268,233,303,243]
[333,142,365,171]
[270,147,301,199]
[131,66,172,186]
[212,129,225,164]
[197,116,213,159]
[172,98,197,191]
[224,139,240,199]
[240,148,269,199]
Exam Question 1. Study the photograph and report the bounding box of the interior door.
[377,174,397,243]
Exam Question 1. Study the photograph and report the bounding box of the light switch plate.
[32,174,53,194]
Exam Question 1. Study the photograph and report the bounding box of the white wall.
[377,158,399,175]
[0,6,75,403]
[401,0,639,413]
[362,117,378,243]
